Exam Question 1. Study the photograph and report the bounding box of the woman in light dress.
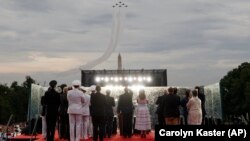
[135,89,151,138]
[186,89,202,125]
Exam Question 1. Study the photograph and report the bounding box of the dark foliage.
[220,62,250,120]
[0,76,35,124]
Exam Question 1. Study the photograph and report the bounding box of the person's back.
[67,80,85,141]
[44,88,60,114]
[91,86,107,141]
[44,80,60,141]
[82,93,90,115]
[137,99,147,105]
[163,87,180,125]
[155,91,167,126]
[58,87,69,140]
[105,90,115,138]
[135,90,151,138]
[106,95,115,117]
[187,90,202,125]
[117,87,134,138]
[164,94,180,117]
[195,86,206,124]
[156,95,165,115]
[91,92,106,117]
[67,89,85,114]
[180,89,191,125]
[59,93,68,115]
[117,93,134,114]
[188,97,201,111]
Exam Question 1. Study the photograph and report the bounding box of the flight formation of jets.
[112,1,128,8]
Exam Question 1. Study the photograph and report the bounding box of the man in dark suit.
[163,87,181,125]
[155,89,168,126]
[58,85,69,140]
[105,90,115,138]
[44,80,60,141]
[117,86,134,138]
[195,86,206,125]
[90,85,107,141]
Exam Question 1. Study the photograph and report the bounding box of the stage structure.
[81,69,167,87]
[29,83,222,127]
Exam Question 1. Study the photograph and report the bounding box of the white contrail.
[80,5,124,70]
[53,1,125,82]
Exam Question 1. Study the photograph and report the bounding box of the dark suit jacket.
[180,97,189,116]
[163,94,180,118]
[117,93,134,114]
[41,96,46,116]
[44,88,60,115]
[198,93,206,115]
[106,95,115,117]
[58,93,68,116]
[90,92,107,117]
[155,95,166,114]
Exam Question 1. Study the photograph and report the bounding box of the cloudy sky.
[0,0,249,87]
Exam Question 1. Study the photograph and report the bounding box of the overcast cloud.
[0,0,250,87]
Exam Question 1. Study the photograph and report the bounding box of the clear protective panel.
[29,83,222,126]
[204,83,222,120]
[29,84,47,120]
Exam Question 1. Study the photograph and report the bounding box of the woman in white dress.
[186,89,202,125]
[135,89,151,138]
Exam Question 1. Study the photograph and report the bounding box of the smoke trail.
[56,1,126,78]
[80,5,124,70]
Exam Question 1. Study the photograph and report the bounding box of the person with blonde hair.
[135,89,151,138]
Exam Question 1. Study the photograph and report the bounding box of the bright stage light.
[124,77,128,80]
[128,77,133,82]
[111,77,114,80]
[147,77,152,82]
[114,77,119,82]
[105,77,109,82]
[138,77,142,82]
[95,77,100,82]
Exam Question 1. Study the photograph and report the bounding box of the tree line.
[0,76,35,124]
[220,62,250,124]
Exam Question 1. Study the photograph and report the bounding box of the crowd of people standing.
[40,79,206,141]
[156,86,206,125]
[41,80,152,141]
